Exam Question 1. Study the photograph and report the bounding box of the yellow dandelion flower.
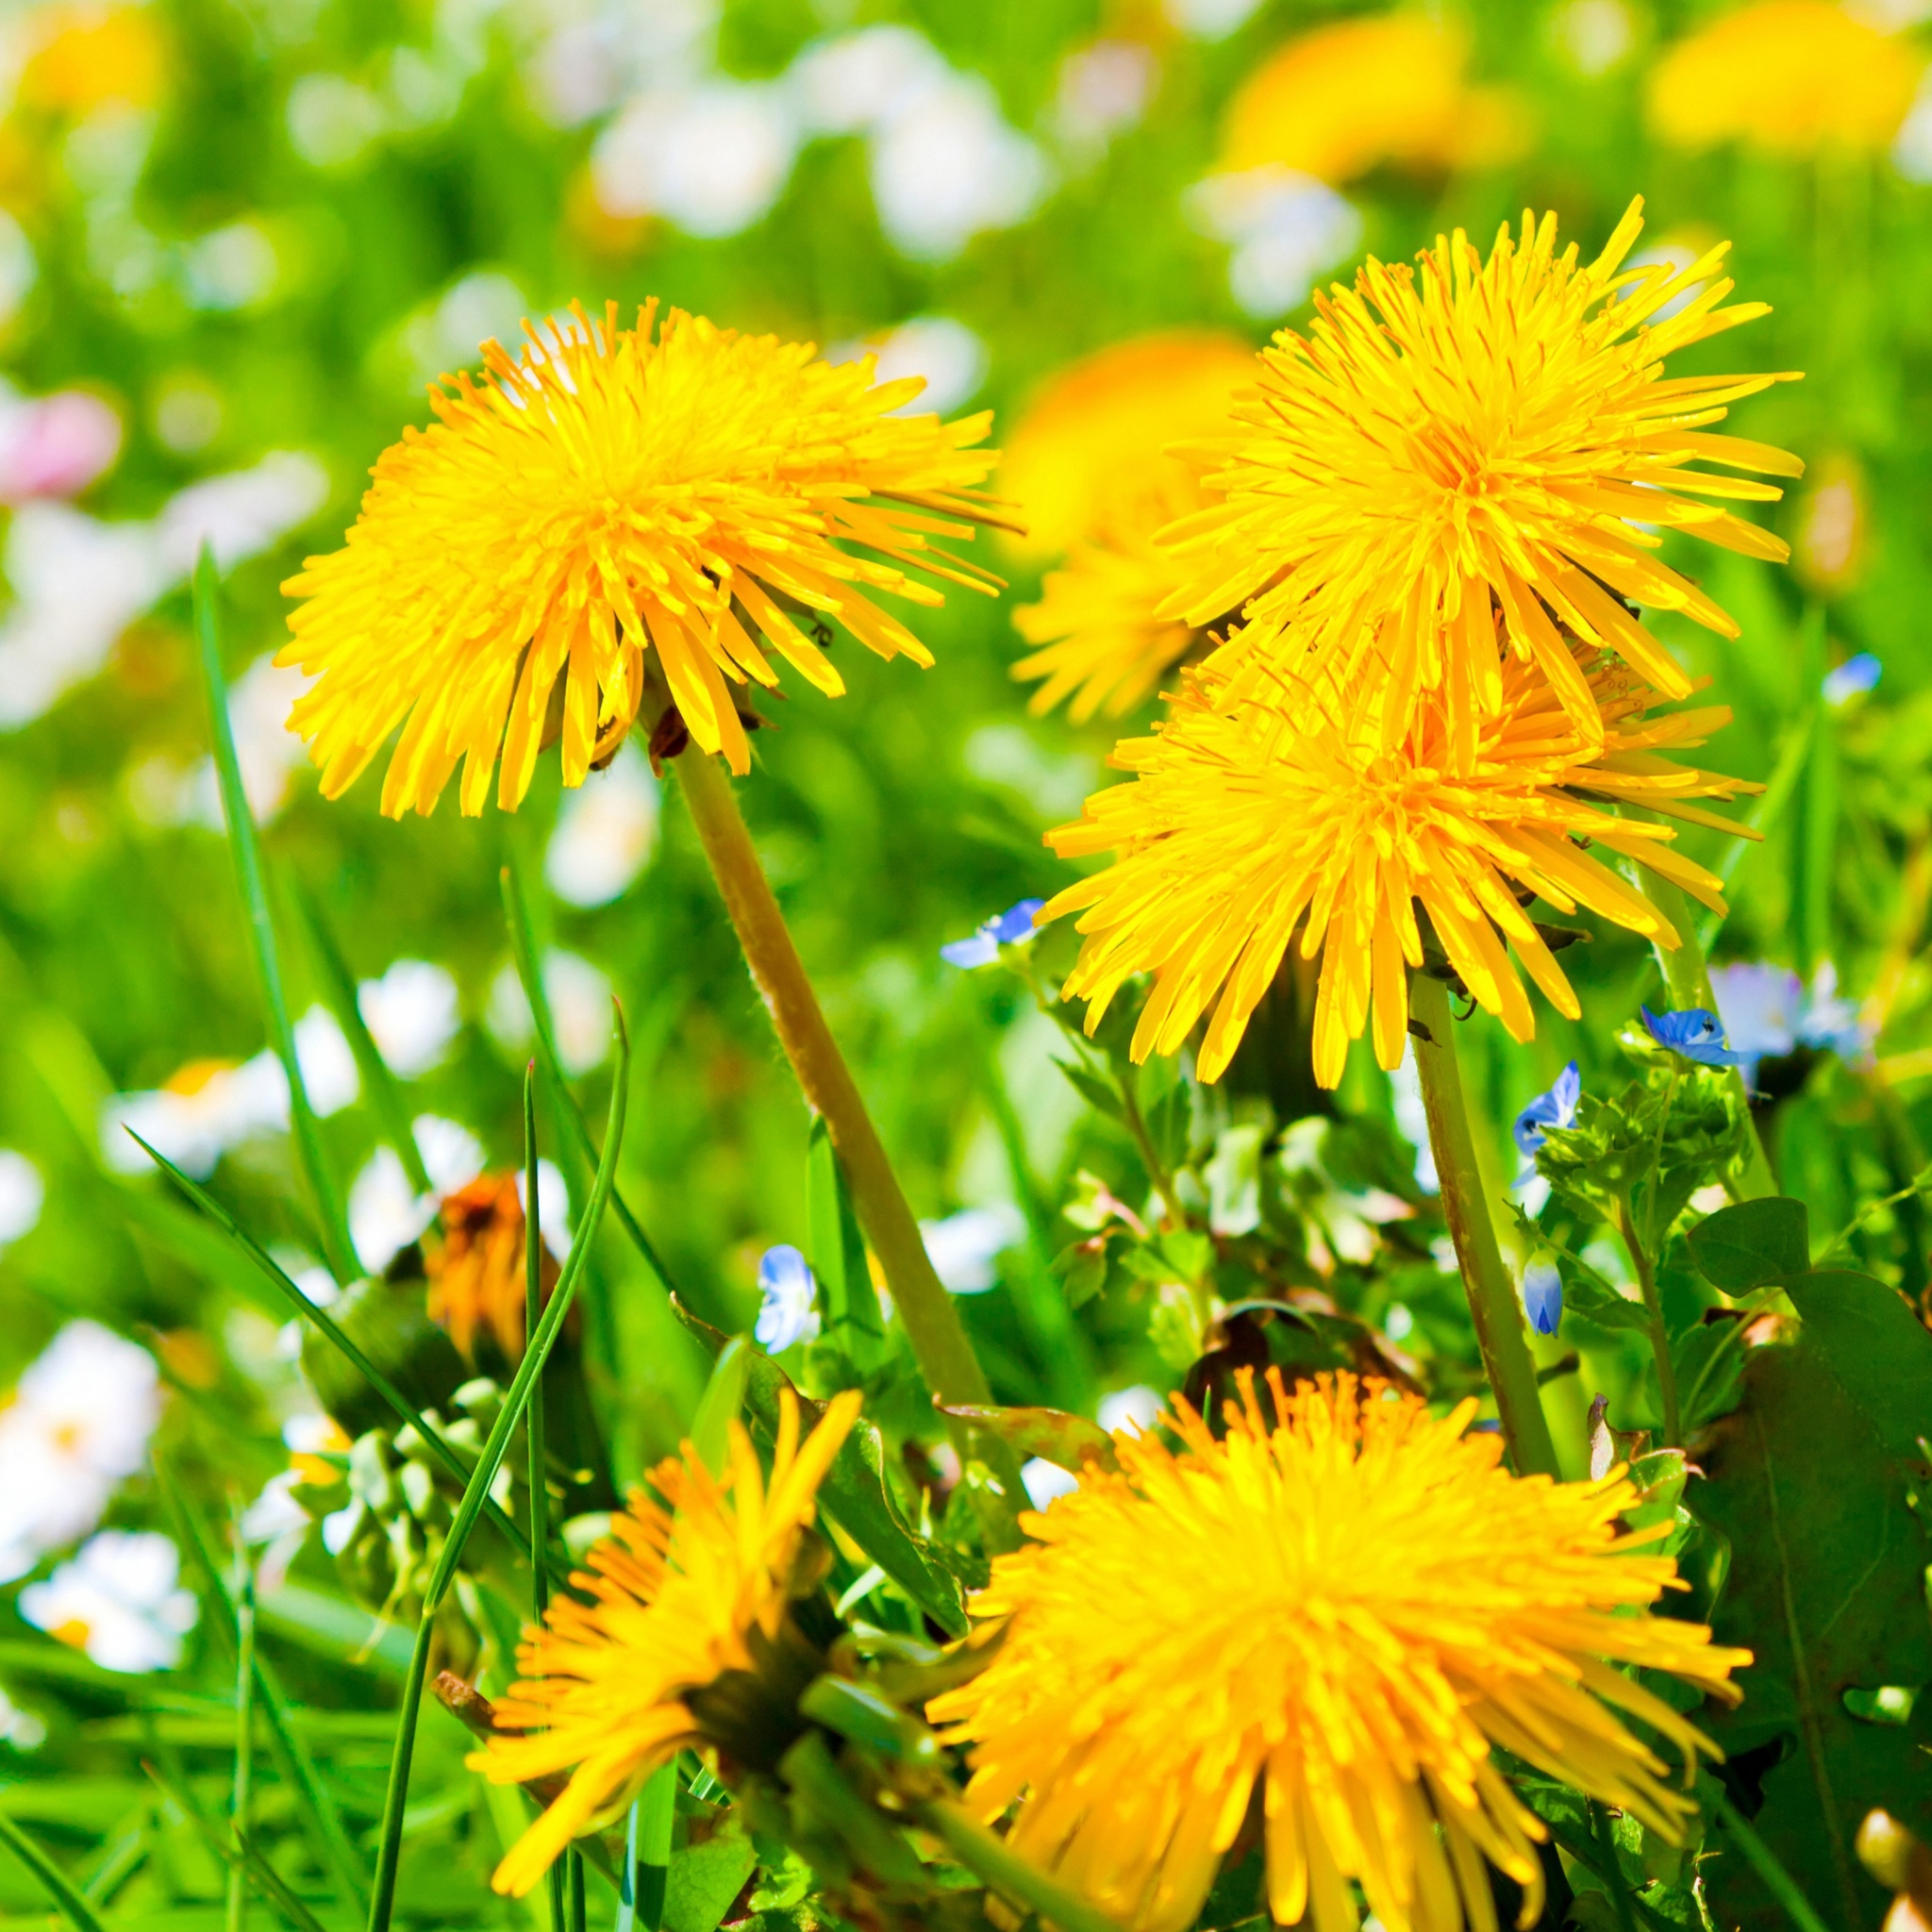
[1649,0,1921,157]
[929,1372,1751,1932]
[1043,638,1757,1088]
[1013,467,1218,724]
[18,5,166,116]
[999,331,1254,562]
[475,1387,860,1897]
[1161,200,1801,751]
[1220,14,1528,187]
[279,303,1001,816]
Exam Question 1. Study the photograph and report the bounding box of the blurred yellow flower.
[1043,640,1756,1088]
[1650,0,1921,156]
[1013,468,1217,724]
[478,1387,860,1896]
[281,302,1000,815]
[999,330,1253,562]
[930,1372,1750,1932]
[1163,201,1801,752]
[18,5,165,116]
[1793,450,1870,597]
[1220,14,1528,185]
[425,1173,553,1365]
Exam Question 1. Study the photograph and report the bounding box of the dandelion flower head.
[1219,14,1526,186]
[281,303,1001,816]
[929,1372,1751,1932]
[424,1173,553,1365]
[477,1387,860,1897]
[1649,0,1919,158]
[1161,201,1800,748]
[1043,638,1757,1087]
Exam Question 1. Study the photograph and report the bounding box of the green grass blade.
[524,1060,550,1625]
[158,1462,371,1909]
[143,1757,333,1932]
[0,1810,109,1932]
[128,1130,541,1574]
[500,858,679,1297]
[363,1612,436,1932]
[226,1543,257,1932]
[365,1007,630,1932]
[292,880,431,1194]
[634,1768,675,1932]
[192,547,356,1283]
[568,1851,587,1932]
[1713,1797,1831,1932]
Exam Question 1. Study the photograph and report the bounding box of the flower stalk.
[672,737,1016,1494]
[1407,972,1561,1480]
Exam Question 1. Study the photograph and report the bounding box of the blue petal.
[1823,652,1881,706]
[1641,1006,1746,1067]
[940,930,1001,969]
[991,897,1044,944]
[1523,1261,1562,1337]
[755,1244,821,1352]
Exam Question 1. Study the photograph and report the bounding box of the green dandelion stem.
[1408,971,1561,1480]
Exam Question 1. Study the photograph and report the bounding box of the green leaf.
[1695,1270,1932,1932]
[1670,1315,1748,1432]
[1052,1236,1110,1310]
[934,1404,1118,1474]
[1054,1057,1126,1124]
[0,1809,108,1932]
[663,1812,757,1932]
[1688,1198,1811,1293]
[807,1117,886,1368]
[672,1299,967,1635]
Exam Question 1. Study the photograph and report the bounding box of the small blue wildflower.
[1823,652,1882,708]
[1523,1261,1562,1337]
[1513,1061,1581,1160]
[1641,1006,1746,1067]
[1795,962,1873,1064]
[940,897,1045,969]
[755,1244,821,1353]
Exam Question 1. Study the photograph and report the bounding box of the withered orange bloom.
[1043,637,1759,1088]
[425,1174,554,1364]
[476,1388,860,1897]
[281,303,1002,816]
[930,1373,1752,1932]
[1159,199,1800,751]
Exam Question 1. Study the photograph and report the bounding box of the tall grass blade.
[130,1130,541,1575]
[192,547,356,1282]
[500,858,678,1296]
[292,881,432,1193]
[143,1756,333,1932]
[365,1006,631,1932]
[525,1060,549,1628]
[0,1810,109,1932]
[226,1539,257,1932]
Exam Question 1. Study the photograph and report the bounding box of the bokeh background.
[0,0,1928,1916]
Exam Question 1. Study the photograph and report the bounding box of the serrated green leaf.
[935,1403,1117,1474]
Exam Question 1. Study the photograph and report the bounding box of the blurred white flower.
[0,1688,44,1752]
[1053,39,1158,152]
[592,82,797,236]
[287,73,388,169]
[397,271,528,390]
[358,959,461,1078]
[1185,167,1361,318]
[514,1158,574,1262]
[21,1531,199,1674]
[347,1115,486,1274]
[870,73,1049,260]
[921,1203,1025,1293]
[0,209,35,328]
[1549,0,1637,76]
[130,651,316,830]
[1390,1043,1440,1194]
[182,220,279,312]
[545,741,658,907]
[101,1006,357,1177]
[1162,0,1266,38]
[791,25,952,136]
[486,949,614,1076]
[1897,65,1932,178]
[523,0,719,127]
[0,451,326,731]
[0,1149,43,1250]
[755,1244,822,1353]
[830,316,987,418]
[0,1321,161,1582]
[1021,1457,1079,1509]
[1097,1385,1163,1436]
[0,381,121,503]
[240,1469,309,1544]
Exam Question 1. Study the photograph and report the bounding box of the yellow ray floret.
[1043,637,1759,1088]
[1014,467,1219,724]
[1159,198,1800,749]
[280,303,1002,816]
[475,1388,860,1897]
[929,1372,1752,1932]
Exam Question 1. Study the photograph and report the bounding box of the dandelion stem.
[673,741,1016,1496]
[1408,972,1560,1479]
